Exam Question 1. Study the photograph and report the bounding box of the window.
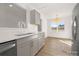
[48,16,64,32]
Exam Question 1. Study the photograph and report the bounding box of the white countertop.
[0,33,34,43]
[0,32,44,43]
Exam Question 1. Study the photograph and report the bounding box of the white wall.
[47,12,73,39]
[40,13,47,38]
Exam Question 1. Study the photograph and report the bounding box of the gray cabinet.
[30,35,39,55]
[38,33,45,50]
[16,32,45,56]
[17,37,32,56]
[31,33,45,55]
[0,3,26,28]
[31,38,39,55]
[30,9,40,25]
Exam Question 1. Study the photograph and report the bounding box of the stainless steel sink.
[16,33,33,36]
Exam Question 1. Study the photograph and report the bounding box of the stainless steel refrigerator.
[72,3,79,56]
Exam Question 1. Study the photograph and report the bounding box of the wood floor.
[37,37,72,56]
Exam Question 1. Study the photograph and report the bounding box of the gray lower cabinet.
[16,33,45,56]
[38,37,45,50]
[17,37,32,56]
[31,38,39,56]
[38,33,45,50]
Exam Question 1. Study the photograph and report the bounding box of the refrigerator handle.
[72,16,77,40]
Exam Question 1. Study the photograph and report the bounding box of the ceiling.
[17,3,77,19]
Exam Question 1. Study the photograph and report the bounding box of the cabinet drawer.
[38,33,45,38]
[17,41,31,48]
[31,35,38,39]
[17,37,31,45]
[17,38,32,48]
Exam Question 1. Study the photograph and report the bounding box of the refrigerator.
[72,3,79,56]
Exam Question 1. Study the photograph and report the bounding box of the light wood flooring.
[37,37,72,56]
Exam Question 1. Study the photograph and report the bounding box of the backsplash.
[0,3,26,28]
[0,24,38,37]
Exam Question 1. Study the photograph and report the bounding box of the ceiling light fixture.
[8,4,13,7]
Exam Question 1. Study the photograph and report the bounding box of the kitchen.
[0,3,79,56]
[0,3,47,56]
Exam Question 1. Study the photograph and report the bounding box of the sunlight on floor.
[59,40,72,46]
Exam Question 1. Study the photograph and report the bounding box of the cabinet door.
[35,11,40,25]
[30,10,36,24]
[31,38,39,56]
[30,9,40,25]
[38,38,44,50]
[38,33,45,50]
[17,45,31,56]
[17,37,31,56]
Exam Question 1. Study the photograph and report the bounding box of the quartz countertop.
[0,32,44,43]
[0,33,34,43]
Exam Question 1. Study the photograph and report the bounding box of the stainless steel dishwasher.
[0,40,17,56]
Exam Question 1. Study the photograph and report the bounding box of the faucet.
[21,21,25,28]
[18,21,25,33]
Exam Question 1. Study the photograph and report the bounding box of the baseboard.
[47,37,72,40]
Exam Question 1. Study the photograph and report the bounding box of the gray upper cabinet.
[0,3,26,28]
[30,9,40,25]
[38,19,42,32]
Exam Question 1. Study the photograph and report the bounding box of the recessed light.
[8,4,13,7]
